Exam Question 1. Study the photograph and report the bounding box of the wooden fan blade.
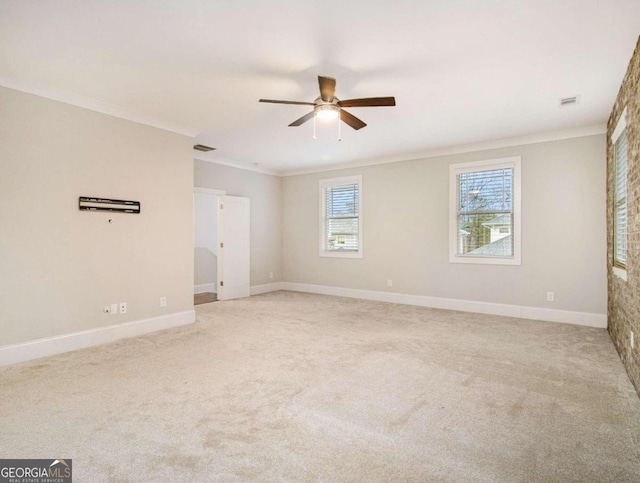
[340,109,367,130]
[259,99,315,106]
[339,97,396,108]
[318,76,336,102]
[289,111,315,127]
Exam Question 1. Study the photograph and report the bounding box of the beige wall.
[194,248,217,287]
[0,87,194,346]
[194,160,282,286]
[282,135,607,315]
[0,85,607,349]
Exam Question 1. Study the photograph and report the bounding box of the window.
[612,108,627,274]
[319,175,362,258]
[449,157,521,265]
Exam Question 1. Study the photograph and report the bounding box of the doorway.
[193,188,250,305]
[194,188,223,305]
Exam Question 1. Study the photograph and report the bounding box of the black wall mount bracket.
[79,196,140,214]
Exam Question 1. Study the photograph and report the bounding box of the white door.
[217,195,250,300]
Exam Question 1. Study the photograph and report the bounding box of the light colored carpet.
[1,291,639,482]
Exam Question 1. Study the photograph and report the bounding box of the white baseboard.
[280,282,607,328]
[251,282,284,295]
[194,283,217,294]
[0,310,196,367]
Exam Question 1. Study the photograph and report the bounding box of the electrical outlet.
[119,302,127,314]
[103,306,110,314]
[631,331,635,349]
[546,291,555,302]
[110,303,118,315]
[387,279,393,287]
[160,296,167,308]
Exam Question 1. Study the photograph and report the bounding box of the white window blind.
[325,184,359,251]
[319,176,362,258]
[613,128,627,267]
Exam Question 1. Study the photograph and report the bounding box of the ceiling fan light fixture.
[315,104,340,120]
[260,75,394,130]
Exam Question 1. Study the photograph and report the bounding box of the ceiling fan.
[259,76,396,130]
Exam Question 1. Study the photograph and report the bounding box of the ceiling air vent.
[193,144,216,152]
[558,96,579,107]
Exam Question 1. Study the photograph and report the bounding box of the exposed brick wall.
[607,37,640,396]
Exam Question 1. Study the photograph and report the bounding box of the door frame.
[194,187,226,196]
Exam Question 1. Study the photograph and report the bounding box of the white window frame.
[611,108,627,281]
[319,175,363,258]
[449,156,521,265]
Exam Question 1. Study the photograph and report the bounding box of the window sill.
[612,266,627,281]
[320,250,363,259]
[449,254,521,266]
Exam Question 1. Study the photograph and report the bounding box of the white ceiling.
[1,1,639,175]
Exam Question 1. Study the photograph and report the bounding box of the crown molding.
[281,124,607,176]
[0,77,200,138]
[193,154,281,176]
